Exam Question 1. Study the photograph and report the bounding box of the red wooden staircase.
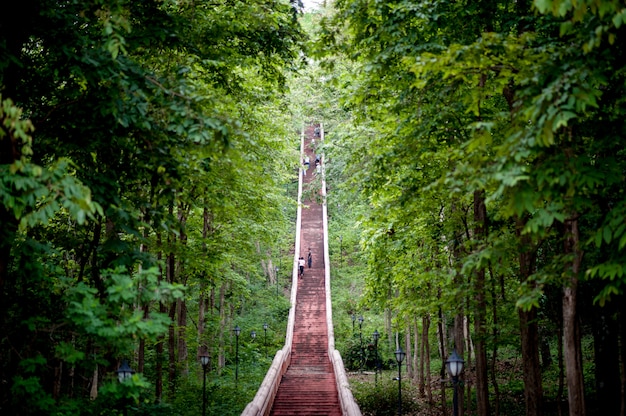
[242,124,360,416]
[269,127,341,416]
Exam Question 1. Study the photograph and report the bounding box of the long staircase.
[241,125,361,416]
[269,125,340,415]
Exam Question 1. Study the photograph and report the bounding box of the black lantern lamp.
[445,350,465,416]
[358,316,364,372]
[116,360,135,383]
[395,348,406,416]
[234,325,241,383]
[373,330,380,385]
[199,351,210,416]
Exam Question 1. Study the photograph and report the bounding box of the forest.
[1,0,626,416]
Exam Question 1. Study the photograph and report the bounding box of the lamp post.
[199,351,210,416]
[395,348,406,416]
[116,360,135,416]
[263,323,268,358]
[116,360,135,383]
[351,314,356,333]
[373,330,380,386]
[445,350,465,416]
[234,325,241,384]
[358,316,364,372]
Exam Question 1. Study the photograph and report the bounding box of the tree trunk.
[218,283,227,370]
[464,313,472,415]
[489,266,500,416]
[423,315,433,403]
[155,233,164,402]
[438,305,448,416]
[562,215,585,416]
[454,312,465,416]
[405,321,413,380]
[516,216,544,416]
[198,289,206,357]
[473,190,490,416]
[592,302,620,416]
[557,324,565,416]
[418,316,425,397]
[168,301,177,399]
[413,318,419,384]
[137,305,148,373]
[177,299,188,375]
[166,229,177,398]
[615,294,626,416]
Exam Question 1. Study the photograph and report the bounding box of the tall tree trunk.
[557,324,565,416]
[405,321,413,379]
[454,312,465,416]
[155,233,164,402]
[489,266,500,416]
[166,225,177,398]
[516,216,544,416]
[422,315,433,404]
[413,318,419,383]
[592,302,620,415]
[615,294,626,416]
[418,316,425,396]
[438,305,448,416]
[465,313,472,415]
[198,290,206,356]
[218,283,227,370]
[177,299,188,375]
[167,301,177,399]
[562,214,585,416]
[138,305,149,373]
[198,207,210,359]
[473,190,490,416]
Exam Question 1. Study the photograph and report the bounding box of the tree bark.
[591,302,620,416]
[405,320,413,380]
[177,299,188,375]
[422,315,433,403]
[516,216,544,416]
[454,312,465,416]
[155,233,164,402]
[562,215,585,416]
[438,305,448,416]
[473,190,490,416]
[418,316,425,396]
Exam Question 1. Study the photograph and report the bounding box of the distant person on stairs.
[299,256,305,277]
[307,248,312,268]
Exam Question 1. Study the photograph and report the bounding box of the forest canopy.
[1,0,305,414]
[311,0,626,415]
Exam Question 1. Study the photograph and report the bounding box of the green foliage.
[351,375,420,416]
[64,266,184,354]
